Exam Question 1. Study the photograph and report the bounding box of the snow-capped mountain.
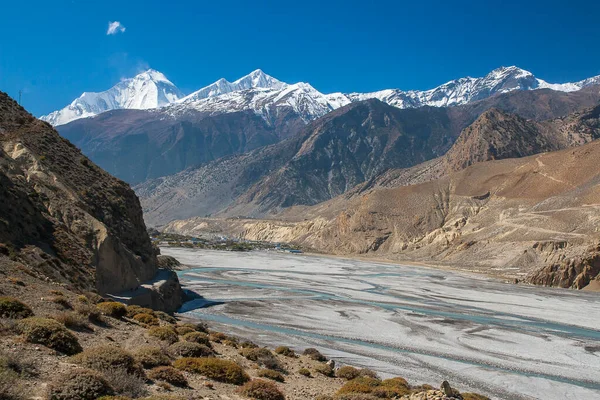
[43,66,600,127]
[41,69,183,126]
[168,69,350,123]
[346,66,600,109]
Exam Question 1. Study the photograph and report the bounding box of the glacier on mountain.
[42,66,600,126]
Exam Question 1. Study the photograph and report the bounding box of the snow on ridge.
[42,66,600,127]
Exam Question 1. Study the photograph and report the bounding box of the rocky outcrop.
[0,91,183,311]
[528,248,600,289]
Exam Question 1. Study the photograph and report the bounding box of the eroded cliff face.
[0,92,182,310]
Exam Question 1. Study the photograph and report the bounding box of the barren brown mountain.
[0,92,182,310]
[164,105,600,290]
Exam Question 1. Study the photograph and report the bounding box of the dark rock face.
[57,108,302,185]
[528,250,600,289]
[0,91,182,310]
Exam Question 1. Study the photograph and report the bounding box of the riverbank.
[167,247,600,400]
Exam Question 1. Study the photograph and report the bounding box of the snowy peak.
[180,69,286,103]
[41,69,183,126]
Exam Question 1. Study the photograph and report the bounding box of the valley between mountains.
[44,66,600,291]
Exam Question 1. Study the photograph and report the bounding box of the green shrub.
[335,394,378,400]
[358,369,379,379]
[349,377,381,387]
[257,369,285,382]
[97,302,127,318]
[297,368,311,377]
[155,311,177,324]
[238,379,285,400]
[274,346,295,357]
[182,332,210,346]
[0,297,33,319]
[337,366,361,380]
[337,381,374,395]
[372,378,410,398]
[102,369,147,398]
[209,331,227,343]
[179,322,208,333]
[173,357,249,385]
[239,348,280,370]
[51,312,89,331]
[147,326,178,344]
[0,353,27,400]
[50,296,72,309]
[314,363,334,377]
[134,346,171,369]
[133,313,159,326]
[240,340,258,349]
[47,368,113,400]
[17,317,82,354]
[175,326,194,336]
[303,348,326,361]
[74,303,103,323]
[125,306,155,319]
[148,366,187,387]
[168,342,213,358]
[71,345,141,375]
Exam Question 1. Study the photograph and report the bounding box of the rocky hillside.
[57,108,298,185]
[163,106,600,290]
[0,92,182,311]
[138,86,600,226]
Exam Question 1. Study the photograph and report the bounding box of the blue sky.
[1,0,599,116]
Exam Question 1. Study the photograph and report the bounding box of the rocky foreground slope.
[0,91,182,311]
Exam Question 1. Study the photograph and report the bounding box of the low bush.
[17,317,82,354]
[134,346,171,369]
[297,368,311,377]
[239,348,280,370]
[97,302,127,319]
[240,340,258,349]
[102,369,148,398]
[147,326,178,344]
[209,332,227,343]
[359,369,379,379]
[223,339,238,348]
[274,346,295,357]
[337,366,361,380]
[314,363,334,377]
[337,381,374,395]
[173,357,249,385]
[0,297,33,319]
[303,348,326,361]
[51,312,89,331]
[148,366,187,387]
[126,306,156,319]
[182,332,210,346]
[168,342,213,358]
[74,303,103,323]
[238,379,285,400]
[175,326,194,336]
[133,313,159,326]
[372,378,410,398]
[335,395,378,400]
[71,345,141,375]
[257,369,285,382]
[0,351,30,400]
[0,351,37,377]
[349,377,381,387]
[155,311,177,324]
[47,368,113,400]
[50,296,72,309]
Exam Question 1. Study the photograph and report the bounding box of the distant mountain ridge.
[42,66,600,126]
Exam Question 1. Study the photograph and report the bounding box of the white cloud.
[107,21,126,35]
